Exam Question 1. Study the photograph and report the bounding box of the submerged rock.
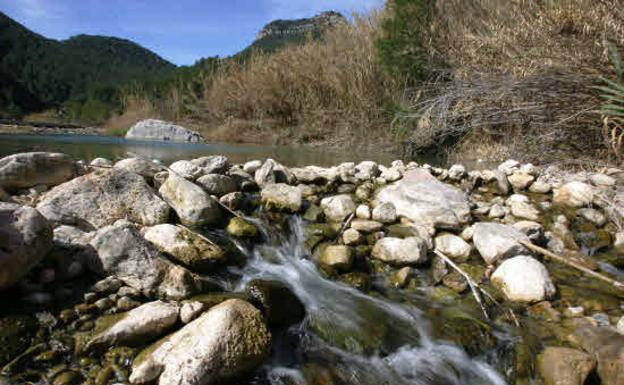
[0,203,53,290]
[537,347,596,385]
[472,222,530,264]
[0,152,76,191]
[375,168,470,230]
[37,169,170,230]
[90,222,206,299]
[125,119,204,143]
[159,174,221,227]
[246,280,305,328]
[491,256,555,302]
[371,237,428,266]
[130,299,271,385]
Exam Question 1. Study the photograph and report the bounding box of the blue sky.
[2,0,384,65]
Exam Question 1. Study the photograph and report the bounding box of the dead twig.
[334,213,355,243]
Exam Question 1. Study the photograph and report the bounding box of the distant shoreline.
[0,122,104,136]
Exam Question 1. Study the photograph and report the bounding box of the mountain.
[0,11,175,120]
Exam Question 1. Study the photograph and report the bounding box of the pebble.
[355,204,371,219]
[563,306,585,318]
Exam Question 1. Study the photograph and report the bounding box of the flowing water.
[228,217,510,385]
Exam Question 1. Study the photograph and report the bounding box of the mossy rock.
[246,279,305,328]
[74,312,127,355]
[303,204,324,222]
[385,224,417,239]
[226,217,259,239]
[185,292,251,309]
[430,307,496,355]
[340,272,371,291]
[0,315,38,366]
[429,286,461,303]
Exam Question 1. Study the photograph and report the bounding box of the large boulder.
[37,169,170,230]
[125,119,204,143]
[371,237,428,266]
[491,256,555,302]
[553,182,595,208]
[159,174,221,227]
[0,152,76,191]
[0,203,53,290]
[143,224,227,273]
[86,301,180,351]
[537,347,596,385]
[89,222,206,300]
[320,194,356,223]
[375,169,470,230]
[130,299,271,385]
[472,222,530,264]
[260,183,302,212]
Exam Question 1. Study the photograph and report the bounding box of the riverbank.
[1,151,623,385]
[0,123,104,136]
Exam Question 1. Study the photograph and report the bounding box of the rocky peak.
[256,11,346,40]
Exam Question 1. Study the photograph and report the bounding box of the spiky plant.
[597,44,624,159]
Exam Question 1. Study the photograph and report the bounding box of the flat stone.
[472,222,530,264]
[371,236,428,266]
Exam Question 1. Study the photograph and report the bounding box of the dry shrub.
[204,13,399,146]
[402,0,624,164]
[104,94,157,136]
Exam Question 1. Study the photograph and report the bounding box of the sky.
[1,0,384,66]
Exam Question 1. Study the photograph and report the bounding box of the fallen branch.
[175,224,219,248]
[334,213,355,243]
[519,240,624,290]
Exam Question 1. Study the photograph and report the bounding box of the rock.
[117,296,141,311]
[226,217,259,239]
[114,158,161,180]
[168,160,204,180]
[372,202,397,224]
[554,182,595,208]
[260,183,302,212]
[320,194,356,223]
[125,119,203,143]
[180,301,206,324]
[488,204,505,219]
[472,222,530,264]
[491,256,555,302]
[375,169,470,230]
[434,233,471,262]
[442,272,468,293]
[196,174,238,197]
[507,172,534,191]
[356,204,371,219]
[320,245,353,271]
[219,192,244,210]
[37,169,170,230]
[350,219,383,233]
[159,174,221,227]
[393,267,412,288]
[617,316,624,334]
[191,156,229,174]
[371,237,428,266]
[529,180,552,194]
[588,173,616,187]
[509,201,540,221]
[537,347,596,385]
[246,280,305,328]
[498,159,520,175]
[614,232,624,253]
[578,208,607,227]
[90,158,113,167]
[143,224,227,273]
[90,222,206,299]
[243,160,262,175]
[0,152,76,191]
[87,301,180,351]
[254,159,276,187]
[513,221,544,243]
[448,164,466,180]
[379,166,402,182]
[0,203,53,290]
[342,228,363,246]
[129,299,270,385]
[94,276,123,294]
[355,161,378,180]
[568,324,624,385]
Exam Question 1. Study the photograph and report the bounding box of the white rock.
[169,160,204,180]
[448,164,466,180]
[350,219,383,233]
[125,119,203,143]
[320,194,356,222]
[261,183,302,212]
[196,174,238,197]
[588,173,616,188]
[372,202,397,224]
[578,208,607,227]
[114,158,161,180]
[498,159,520,175]
[617,316,624,335]
[243,160,263,175]
[371,237,428,266]
[159,174,221,227]
[507,172,534,191]
[460,225,474,241]
[434,233,471,262]
[355,161,379,180]
[491,256,555,302]
[553,182,595,208]
[320,245,353,271]
[488,204,506,219]
[356,204,371,219]
[90,157,113,167]
[472,222,530,264]
[191,156,229,175]
[529,180,552,194]
[510,201,540,221]
[180,301,206,324]
[379,165,402,182]
[513,221,544,242]
[0,152,77,191]
[342,228,363,246]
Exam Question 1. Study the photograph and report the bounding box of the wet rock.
[342,228,363,246]
[392,267,412,288]
[168,160,204,180]
[0,152,76,191]
[143,224,227,273]
[554,182,595,207]
[491,256,555,302]
[303,204,323,222]
[442,272,468,293]
[37,169,170,230]
[130,299,271,385]
[372,236,428,266]
[372,202,397,224]
[350,219,383,233]
[261,183,302,212]
[219,191,244,210]
[126,119,203,143]
[434,233,471,262]
[180,301,206,324]
[94,276,123,294]
[226,217,259,238]
[114,158,161,180]
[196,174,238,197]
[117,296,141,312]
[159,174,221,227]
[568,323,624,385]
[246,280,305,328]
[0,203,53,290]
[0,315,37,366]
[52,370,82,385]
[375,168,470,230]
[537,347,596,385]
[472,222,530,264]
[320,245,353,271]
[87,301,180,351]
[320,194,356,223]
[356,204,371,219]
[507,172,534,191]
[90,222,206,299]
[614,232,624,253]
[191,156,229,174]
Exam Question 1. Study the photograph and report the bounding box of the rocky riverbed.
[1,152,624,385]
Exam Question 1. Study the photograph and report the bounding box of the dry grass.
[203,13,400,146]
[104,93,158,136]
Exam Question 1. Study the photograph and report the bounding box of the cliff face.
[256,11,346,40]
